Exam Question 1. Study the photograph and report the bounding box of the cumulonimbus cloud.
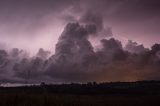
[0,0,160,83]
[0,21,160,83]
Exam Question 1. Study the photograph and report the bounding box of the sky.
[0,0,159,55]
[0,0,160,83]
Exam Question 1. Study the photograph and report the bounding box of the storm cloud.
[0,0,160,54]
[0,0,160,83]
[0,21,160,83]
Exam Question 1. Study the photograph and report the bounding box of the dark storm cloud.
[0,0,160,83]
[0,23,160,83]
[75,0,160,46]
[44,22,160,82]
[44,22,95,81]
[0,48,52,83]
[36,48,51,59]
[0,0,159,51]
[125,40,149,54]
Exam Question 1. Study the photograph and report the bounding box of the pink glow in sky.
[0,0,159,54]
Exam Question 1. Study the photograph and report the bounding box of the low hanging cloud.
[0,20,159,83]
[0,1,160,83]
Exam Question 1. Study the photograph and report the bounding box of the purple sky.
[0,0,160,83]
[0,0,159,55]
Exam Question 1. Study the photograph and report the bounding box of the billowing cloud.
[125,40,149,54]
[0,0,160,83]
[0,21,160,83]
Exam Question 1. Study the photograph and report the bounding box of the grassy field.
[0,93,160,106]
[1,81,160,106]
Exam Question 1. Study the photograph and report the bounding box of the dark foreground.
[0,81,160,106]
